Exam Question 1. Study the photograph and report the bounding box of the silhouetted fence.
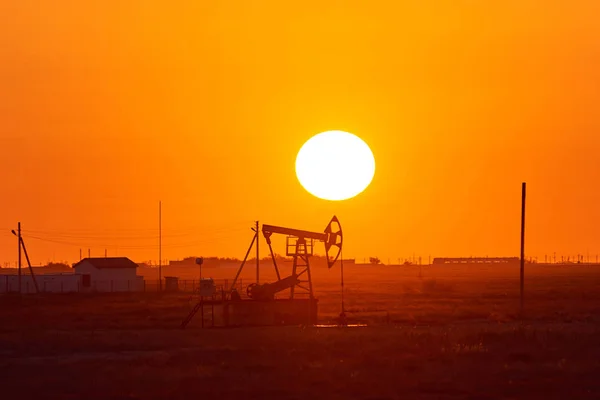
[0,276,250,295]
[143,278,246,294]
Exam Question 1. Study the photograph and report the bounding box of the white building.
[72,257,144,292]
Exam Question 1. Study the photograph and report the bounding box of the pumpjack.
[230,215,343,301]
[180,216,342,328]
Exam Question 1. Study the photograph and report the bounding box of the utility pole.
[256,220,259,284]
[79,249,82,261]
[159,201,162,292]
[520,182,526,317]
[11,223,38,294]
[18,222,21,293]
[19,235,39,293]
[340,249,346,324]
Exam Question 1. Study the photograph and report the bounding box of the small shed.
[164,276,179,292]
[72,257,144,292]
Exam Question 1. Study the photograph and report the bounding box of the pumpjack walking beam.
[262,216,343,264]
[262,216,343,299]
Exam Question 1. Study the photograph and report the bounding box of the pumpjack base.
[214,298,318,327]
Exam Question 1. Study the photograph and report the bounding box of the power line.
[20,223,249,241]
[20,222,252,240]
[19,220,253,234]
[22,227,250,250]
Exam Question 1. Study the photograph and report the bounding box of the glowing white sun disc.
[295,130,375,201]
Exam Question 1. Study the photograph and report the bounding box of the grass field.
[1,264,600,399]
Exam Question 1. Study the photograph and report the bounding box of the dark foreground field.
[2,265,600,399]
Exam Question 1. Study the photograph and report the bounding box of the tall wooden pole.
[256,220,259,284]
[20,237,39,293]
[520,182,526,316]
[159,201,162,292]
[18,222,21,293]
[340,249,346,324]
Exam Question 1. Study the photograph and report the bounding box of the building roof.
[73,257,138,269]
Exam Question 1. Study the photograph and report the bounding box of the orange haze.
[1,1,600,265]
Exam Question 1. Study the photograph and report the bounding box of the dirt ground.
[1,265,600,399]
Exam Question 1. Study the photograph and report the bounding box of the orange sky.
[2,1,600,265]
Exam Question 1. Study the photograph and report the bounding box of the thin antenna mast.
[159,201,162,292]
[340,249,346,325]
[256,220,259,284]
[520,182,526,317]
[18,222,21,293]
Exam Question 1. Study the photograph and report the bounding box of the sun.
[295,130,376,201]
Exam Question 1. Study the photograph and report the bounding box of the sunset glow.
[1,1,599,264]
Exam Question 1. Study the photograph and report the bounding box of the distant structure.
[1,257,145,294]
[169,257,219,268]
[72,257,144,292]
[432,257,520,265]
[169,257,200,267]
